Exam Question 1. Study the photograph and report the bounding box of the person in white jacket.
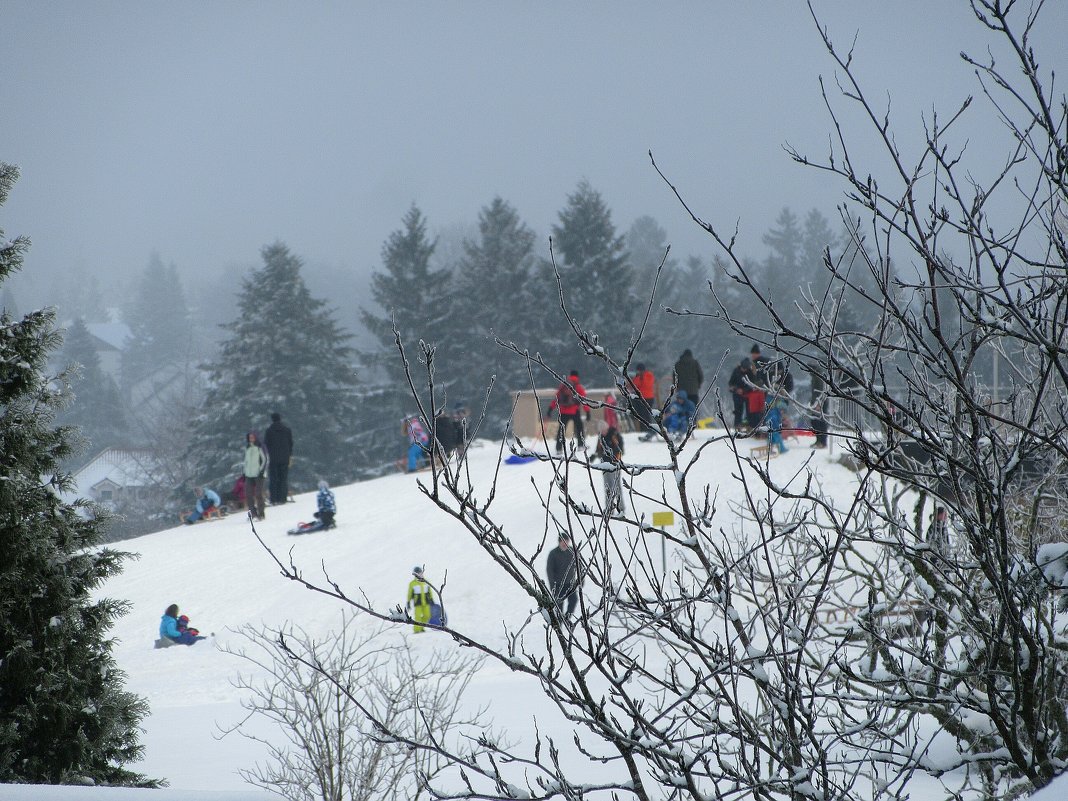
[243,431,268,520]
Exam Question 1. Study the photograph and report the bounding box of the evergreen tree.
[359,206,452,452]
[451,197,539,419]
[761,207,804,331]
[121,254,194,392]
[0,163,152,786]
[57,269,109,324]
[187,242,360,489]
[544,180,635,373]
[1,286,16,317]
[800,208,838,298]
[56,318,128,464]
[625,215,677,366]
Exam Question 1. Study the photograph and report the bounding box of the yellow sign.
[652,511,675,527]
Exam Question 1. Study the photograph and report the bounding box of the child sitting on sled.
[157,604,207,647]
[288,480,337,535]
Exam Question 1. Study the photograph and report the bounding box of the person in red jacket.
[547,370,589,454]
[629,363,657,440]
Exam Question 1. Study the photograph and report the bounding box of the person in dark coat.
[433,409,462,463]
[727,358,751,430]
[809,371,829,448]
[673,349,704,402]
[264,412,294,505]
[594,419,625,513]
[749,344,771,390]
[546,533,581,620]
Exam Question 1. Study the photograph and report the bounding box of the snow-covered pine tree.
[543,180,635,373]
[450,196,540,423]
[186,242,360,490]
[624,214,675,367]
[55,317,128,467]
[0,163,153,786]
[120,253,194,394]
[359,205,452,458]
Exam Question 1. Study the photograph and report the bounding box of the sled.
[696,416,717,430]
[178,505,228,524]
[428,602,447,627]
[394,458,432,474]
[749,444,779,460]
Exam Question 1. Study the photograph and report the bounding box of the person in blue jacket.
[159,604,205,646]
[289,480,337,535]
[664,390,698,438]
[184,486,221,524]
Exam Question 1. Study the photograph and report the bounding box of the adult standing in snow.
[184,486,221,525]
[264,412,293,505]
[727,358,751,430]
[809,370,829,449]
[403,414,430,472]
[243,431,268,520]
[673,349,704,407]
[926,507,951,555]
[629,363,657,440]
[433,407,462,465]
[594,419,625,514]
[547,370,589,454]
[406,566,435,633]
[546,533,581,621]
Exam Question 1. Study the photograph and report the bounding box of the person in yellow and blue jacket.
[407,566,435,633]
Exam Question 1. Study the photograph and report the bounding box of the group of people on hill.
[727,343,812,453]
[401,404,470,473]
[238,412,294,520]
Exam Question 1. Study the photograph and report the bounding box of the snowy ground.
[6,429,1066,799]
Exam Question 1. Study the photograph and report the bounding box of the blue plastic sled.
[428,603,447,627]
[504,454,537,465]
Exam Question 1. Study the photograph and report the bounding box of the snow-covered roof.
[68,447,161,499]
[84,321,131,351]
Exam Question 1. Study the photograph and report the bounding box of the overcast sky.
[3,1,1065,310]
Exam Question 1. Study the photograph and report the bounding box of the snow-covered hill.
[15,429,1063,800]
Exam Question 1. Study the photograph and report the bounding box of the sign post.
[652,510,675,575]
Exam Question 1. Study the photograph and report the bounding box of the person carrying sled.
[407,566,436,633]
[158,603,206,647]
[184,486,221,525]
[243,431,268,520]
[402,414,430,472]
[594,419,625,514]
[547,370,589,454]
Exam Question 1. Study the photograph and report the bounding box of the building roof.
[68,447,161,499]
